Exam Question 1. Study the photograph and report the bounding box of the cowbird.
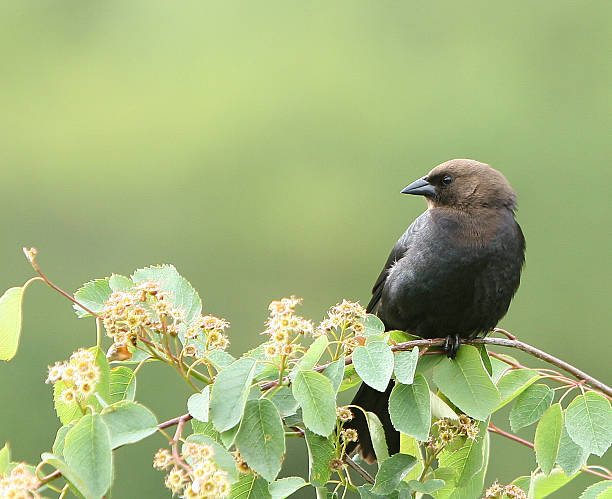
[347,159,525,462]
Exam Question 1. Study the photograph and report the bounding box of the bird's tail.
[344,380,399,463]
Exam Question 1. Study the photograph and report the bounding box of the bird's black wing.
[366,213,428,314]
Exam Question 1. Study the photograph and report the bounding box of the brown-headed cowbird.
[347,159,525,462]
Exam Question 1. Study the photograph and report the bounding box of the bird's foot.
[444,334,461,358]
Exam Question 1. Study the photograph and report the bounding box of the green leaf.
[53,381,85,425]
[365,411,389,462]
[489,356,511,384]
[565,392,612,457]
[389,375,431,441]
[446,430,489,499]
[230,473,272,498]
[353,340,394,392]
[108,274,132,291]
[438,420,489,486]
[0,442,10,474]
[393,347,419,385]
[190,420,220,442]
[131,264,202,324]
[0,286,25,360]
[371,453,417,495]
[211,357,257,432]
[416,353,444,374]
[433,346,501,420]
[292,370,336,436]
[580,481,612,499]
[304,429,335,487]
[529,468,577,498]
[41,452,97,499]
[408,479,445,493]
[430,467,458,499]
[207,349,237,371]
[558,425,588,476]
[63,414,112,499]
[73,279,111,318]
[430,391,459,421]
[364,314,384,336]
[221,424,240,448]
[268,477,307,499]
[322,356,345,394]
[100,401,157,449]
[187,433,239,481]
[188,386,210,422]
[535,403,563,475]
[495,368,540,410]
[399,433,425,482]
[52,424,74,458]
[235,399,285,482]
[509,383,553,432]
[108,366,136,403]
[268,386,298,416]
[338,364,361,392]
[297,335,328,371]
[476,344,492,376]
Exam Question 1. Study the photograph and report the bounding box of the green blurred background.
[1,1,610,497]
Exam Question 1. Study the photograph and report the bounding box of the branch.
[344,455,375,484]
[488,423,612,481]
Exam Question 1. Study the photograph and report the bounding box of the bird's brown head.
[401,159,517,211]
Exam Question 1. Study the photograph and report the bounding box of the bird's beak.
[401,176,436,197]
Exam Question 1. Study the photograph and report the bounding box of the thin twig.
[23,247,100,318]
[344,455,375,485]
[488,423,612,480]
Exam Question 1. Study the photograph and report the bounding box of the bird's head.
[401,159,517,211]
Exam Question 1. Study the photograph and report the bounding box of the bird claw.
[444,334,461,358]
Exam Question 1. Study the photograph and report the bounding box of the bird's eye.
[441,175,453,185]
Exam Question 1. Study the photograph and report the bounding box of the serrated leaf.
[580,481,612,499]
[529,468,577,498]
[235,399,285,482]
[108,366,136,403]
[565,392,612,457]
[399,433,425,482]
[268,477,306,498]
[433,346,500,421]
[268,386,298,416]
[353,341,394,392]
[0,286,25,360]
[535,403,563,475]
[207,349,236,371]
[489,356,511,384]
[304,429,335,487]
[364,314,384,336]
[221,424,240,448]
[365,411,389,462]
[476,344,492,376]
[211,357,257,432]
[73,279,111,318]
[41,453,96,499]
[188,386,210,422]
[191,420,220,442]
[408,479,445,493]
[438,420,488,486]
[187,433,238,481]
[510,383,553,432]
[430,391,459,421]
[416,353,444,374]
[558,425,588,476]
[338,364,361,392]
[108,274,132,291]
[0,442,10,474]
[292,370,336,436]
[63,414,112,499]
[100,401,157,448]
[430,466,458,499]
[393,347,419,385]
[446,430,489,499]
[322,356,345,394]
[297,335,328,371]
[131,264,202,324]
[371,453,417,495]
[52,424,74,458]
[495,368,540,410]
[230,473,272,498]
[389,375,431,441]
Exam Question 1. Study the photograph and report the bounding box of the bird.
[346,158,525,462]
